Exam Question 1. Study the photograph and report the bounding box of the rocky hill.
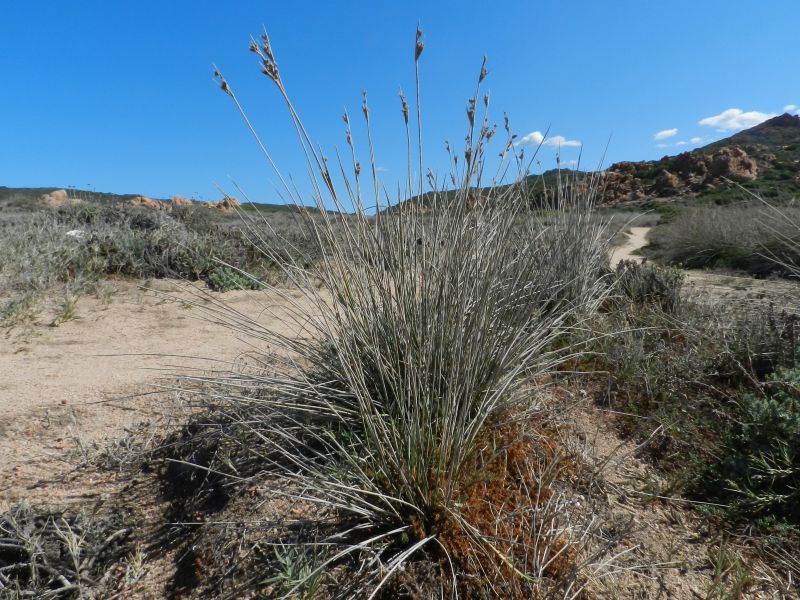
[599,113,800,205]
[396,114,800,213]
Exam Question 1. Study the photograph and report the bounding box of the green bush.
[714,368,800,522]
[206,266,265,292]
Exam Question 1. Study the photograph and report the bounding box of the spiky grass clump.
[187,30,611,597]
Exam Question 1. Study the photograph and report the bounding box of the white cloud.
[654,128,678,141]
[675,140,687,146]
[784,104,798,112]
[516,130,581,148]
[656,143,668,148]
[698,108,776,131]
[561,159,579,167]
[517,131,545,146]
[690,136,703,144]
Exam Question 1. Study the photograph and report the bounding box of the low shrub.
[613,259,684,313]
[0,503,133,598]
[708,367,800,523]
[0,202,315,326]
[647,204,800,277]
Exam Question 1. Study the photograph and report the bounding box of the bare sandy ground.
[0,281,305,510]
[1,252,795,596]
[609,226,651,267]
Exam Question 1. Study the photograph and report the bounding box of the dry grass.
[151,27,621,598]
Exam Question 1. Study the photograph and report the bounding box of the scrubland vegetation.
[0,201,324,326]
[646,202,800,278]
[1,29,799,600]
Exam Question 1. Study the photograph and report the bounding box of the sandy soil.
[0,281,305,511]
[1,258,795,596]
[610,226,651,267]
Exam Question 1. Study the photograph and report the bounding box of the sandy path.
[0,281,308,509]
[609,226,650,267]
[610,226,800,312]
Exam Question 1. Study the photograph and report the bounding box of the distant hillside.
[0,185,314,214]
[0,186,152,209]
[599,113,800,205]
[396,113,800,211]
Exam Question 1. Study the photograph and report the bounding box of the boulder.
[215,195,242,211]
[709,146,758,180]
[171,195,193,206]
[129,196,164,209]
[601,169,646,203]
[672,152,708,177]
[39,189,72,207]
[654,170,681,196]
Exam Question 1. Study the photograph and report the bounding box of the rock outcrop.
[129,196,164,209]
[211,196,242,211]
[171,195,193,207]
[600,145,762,204]
[39,189,76,207]
[708,147,758,180]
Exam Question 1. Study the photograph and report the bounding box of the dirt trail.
[609,226,651,267]
[611,226,800,311]
[0,281,306,510]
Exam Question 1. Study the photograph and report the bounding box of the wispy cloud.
[690,136,703,144]
[654,128,678,141]
[699,108,776,131]
[516,130,581,148]
[675,140,687,146]
[655,143,669,148]
[785,104,799,114]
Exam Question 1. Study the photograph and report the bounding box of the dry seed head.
[362,91,370,121]
[398,88,409,125]
[260,31,274,62]
[213,68,232,96]
[415,26,424,61]
[342,112,349,125]
[355,161,362,176]
[261,58,280,83]
[479,57,488,83]
[483,93,490,108]
[466,98,476,127]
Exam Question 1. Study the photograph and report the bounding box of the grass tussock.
[160,28,619,598]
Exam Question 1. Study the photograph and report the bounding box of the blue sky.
[1,1,797,205]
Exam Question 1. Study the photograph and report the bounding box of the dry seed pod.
[399,89,409,125]
[415,27,424,61]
